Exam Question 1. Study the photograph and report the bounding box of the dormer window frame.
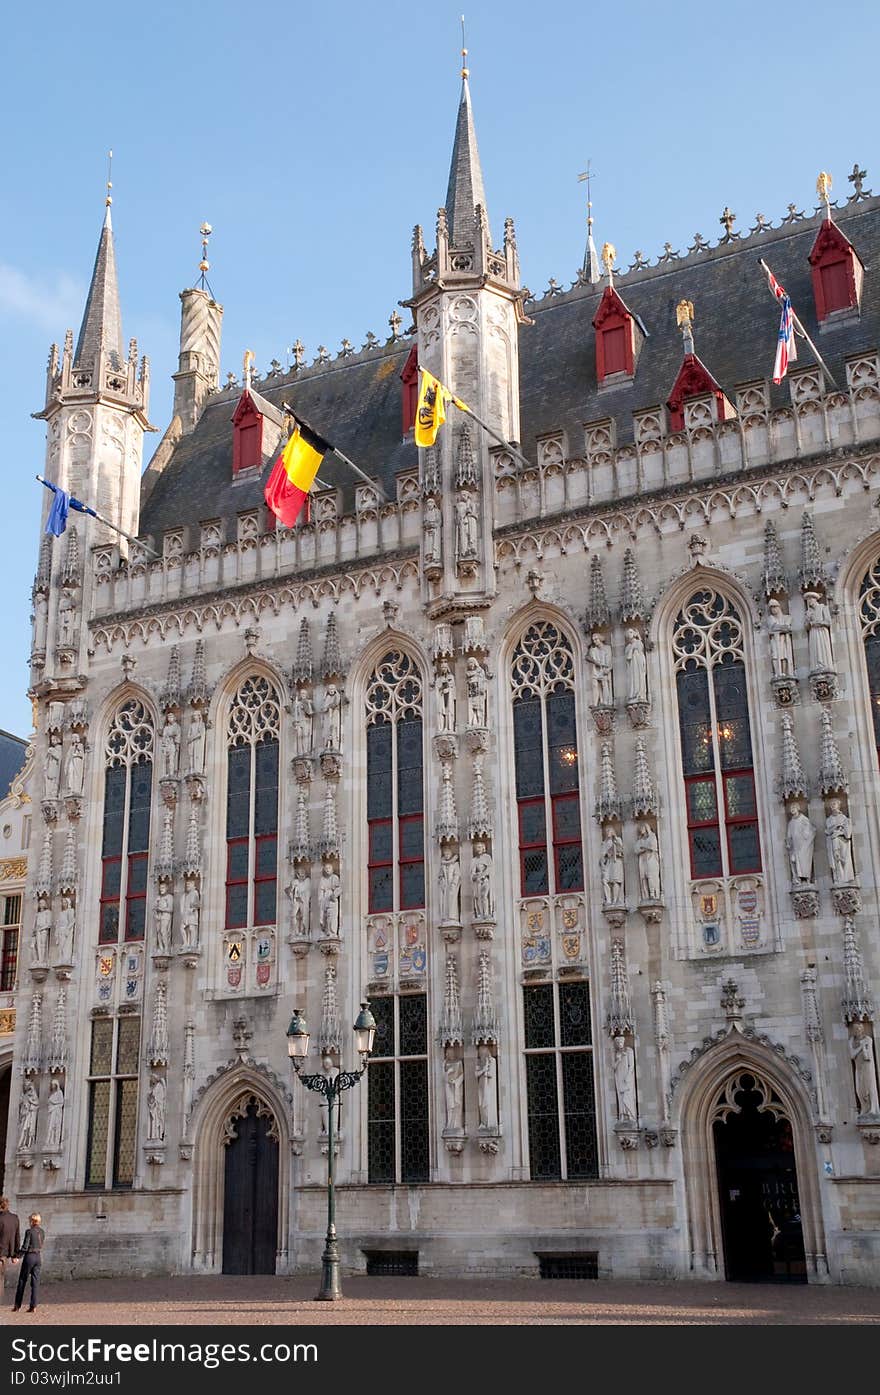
[400,344,419,439]
[809,219,864,326]
[592,287,637,387]
[232,391,265,476]
[666,356,733,434]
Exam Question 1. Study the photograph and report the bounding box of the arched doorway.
[222,1098,279,1275]
[712,1073,806,1283]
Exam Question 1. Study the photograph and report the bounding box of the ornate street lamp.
[286,1000,376,1301]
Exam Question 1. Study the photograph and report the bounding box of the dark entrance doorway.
[222,1100,279,1275]
[714,1074,806,1283]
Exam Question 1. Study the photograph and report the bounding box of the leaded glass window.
[1,892,20,992]
[100,700,154,944]
[85,1015,140,1189]
[673,590,761,879]
[366,654,424,913]
[859,558,880,764]
[511,623,584,896]
[225,675,281,929]
[367,993,429,1183]
[523,980,597,1180]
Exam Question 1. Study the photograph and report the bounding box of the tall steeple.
[444,45,490,246]
[74,170,124,370]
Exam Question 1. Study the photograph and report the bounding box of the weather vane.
[105,149,113,209]
[460,14,468,78]
[197,222,215,296]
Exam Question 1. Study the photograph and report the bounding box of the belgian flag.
[264,418,330,528]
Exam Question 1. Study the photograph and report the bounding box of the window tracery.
[859,557,880,764]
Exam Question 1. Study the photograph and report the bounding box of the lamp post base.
[315,1233,343,1301]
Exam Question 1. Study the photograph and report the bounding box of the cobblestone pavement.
[3,1274,880,1325]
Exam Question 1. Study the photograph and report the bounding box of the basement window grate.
[537,1253,599,1280]
[364,1250,419,1276]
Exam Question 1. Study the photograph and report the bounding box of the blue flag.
[44,483,70,536]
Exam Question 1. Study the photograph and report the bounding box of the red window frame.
[397,813,425,910]
[368,817,394,914]
[124,850,148,941]
[225,836,249,929]
[684,773,723,880]
[99,857,123,944]
[253,832,278,926]
[400,345,419,436]
[721,768,761,874]
[518,795,549,897]
[0,927,18,992]
[551,792,584,892]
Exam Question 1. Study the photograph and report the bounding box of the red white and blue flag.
[766,267,798,384]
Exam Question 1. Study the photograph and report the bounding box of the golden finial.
[676,299,695,330]
[601,242,616,275]
[243,349,254,390]
[817,170,832,214]
[105,149,113,207]
[460,14,468,78]
[199,222,212,273]
[578,161,596,229]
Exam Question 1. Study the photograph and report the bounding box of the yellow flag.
[414,369,467,448]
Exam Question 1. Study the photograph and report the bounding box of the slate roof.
[0,730,27,802]
[138,195,880,542]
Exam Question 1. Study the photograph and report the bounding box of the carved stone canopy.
[221,1092,280,1146]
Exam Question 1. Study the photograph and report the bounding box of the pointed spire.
[317,784,339,857]
[319,963,341,1053]
[435,761,459,843]
[35,829,53,897]
[148,980,169,1066]
[632,738,658,817]
[607,938,634,1035]
[472,950,500,1045]
[320,612,343,680]
[456,424,477,488]
[155,807,175,879]
[74,202,124,370]
[467,754,493,838]
[23,992,43,1076]
[780,713,808,799]
[595,742,621,821]
[620,548,647,623]
[293,617,313,685]
[445,69,491,247]
[437,953,464,1046]
[585,554,610,630]
[48,988,68,1073]
[291,788,312,863]
[34,536,52,594]
[801,967,824,1044]
[651,980,671,1048]
[763,519,788,597]
[58,827,77,894]
[818,708,848,795]
[160,645,181,710]
[578,161,601,284]
[62,525,81,586]
[842,916,874,1023]
[187,640,209,706]
[800,511,825,591]
[182,805,201,876]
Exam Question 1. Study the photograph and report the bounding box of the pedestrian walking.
[0,1197,20,1291]
[13,1212,44,1313]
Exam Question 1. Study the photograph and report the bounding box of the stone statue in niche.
[624,629,648,704]
[438,845,461,923]
[455,491,479,561]
[317,861,341,936]
[180,877,201,950]
[475,1044,498,1128]
[291,688,313,758]
[465,658,488,729]
[55,894,75,964]
[825,798,855,885]
[587,632,613,707]
[33,894,51,965]
[43,732,62,801]
[804,592,834,672]
[186,708,206,773]
[443,1051,464,1130]
[436,661,457,733]
[322,684,342,752]
[45,1079,64,1151]
[600,826,624,904]
[423,498,442,565]
[63,732,85,797]
[786,802,816,884]
[290,866,311,938]
[766,599,795,678]
[471,840,495,920]
[17,1080,39,1151]
[160,712,181,778]
[154,880,173,954]
[850,1023,880,1116]
[147,1074,167,1141]
[57,588,76,648]
[635,823,661,901]
[612,1034,637,1121]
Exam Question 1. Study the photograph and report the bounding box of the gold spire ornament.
[817,170,833,216]
[243,349,254,391]
[601,241,616,283]
[105,149,113,207]
[676,299,695,330]
[460,14,468,78]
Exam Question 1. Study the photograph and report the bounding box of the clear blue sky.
[1,0,878,737]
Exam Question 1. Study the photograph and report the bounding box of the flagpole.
[36,476,160,558]
[416,366,534,471]
[280,404,389,504]
[758,260,839,390]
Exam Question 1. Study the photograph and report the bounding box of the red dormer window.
[809,219,863,322]
[592,287,636,384]
[666,355,732,432]
[401,344,419,436]
[232,392,264,474]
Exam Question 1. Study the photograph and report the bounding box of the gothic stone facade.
[8,90,880,1283]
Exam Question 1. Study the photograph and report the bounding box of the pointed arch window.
[858,557,880,765]
[100,699,154,944]
[225,675,281,929]
[366,653,425,913]
[511,622,584,898]
[673,590,761,880]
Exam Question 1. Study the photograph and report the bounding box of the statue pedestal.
[831,882,861,917]
[476,1124,501,1155]
[439,920,461,944]
[637,898,664,926]
[790,884,819,919]
[770,674,799,708]
[857,1116,880,1147]
[613,1121,641,1150]
[602,902,627,930]
[589,704,615,736]
[442,1127,467,1155]
[144,1144,166,1165]
[809,669,838,703]
[472,918,496,941]
[625,700,651,730]
[287,934,312,959]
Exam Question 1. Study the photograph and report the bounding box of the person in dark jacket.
[0,1197,20,1291]
[13,1212,44,1313]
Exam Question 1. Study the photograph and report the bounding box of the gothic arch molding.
[207,655,290,738]
[189,1063,292,1272]
[673,1033,828,1281]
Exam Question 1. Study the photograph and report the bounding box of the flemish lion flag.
[414,368,467,448]
[264,419,330,528]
